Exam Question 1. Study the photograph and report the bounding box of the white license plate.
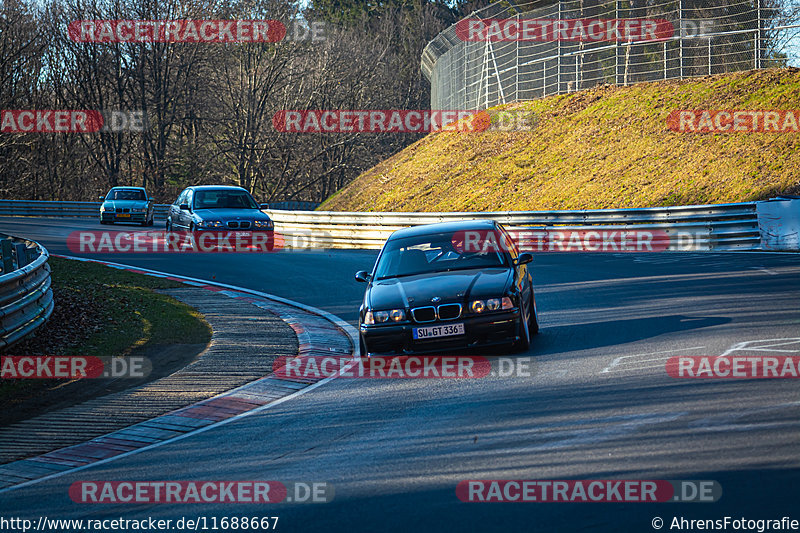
[413,323,465,340]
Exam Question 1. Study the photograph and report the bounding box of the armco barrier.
[0,200,170,221]
[264,202,763,251]
[0,234,54,348]
[0,199,777,251]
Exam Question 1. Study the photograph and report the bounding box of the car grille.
[115,208,130,213]
[411,307,436,323]
[227,221,251,229]
[437,303,462,320]
[411,304,462,323]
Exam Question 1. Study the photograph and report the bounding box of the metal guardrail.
[0,200,170,221]
[265,202,762,251]
[263,201,320,211]
[0,198,764,251]
[0,234,54,349]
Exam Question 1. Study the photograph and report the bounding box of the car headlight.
[132,208,146,213]
[471,297,514,313]
[364,309,405,325]
[198,220,224,228]
[470,300,486,313]
[100,205,109,212]
[254,220,273,229]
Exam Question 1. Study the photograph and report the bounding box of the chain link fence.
[421,0,800,110]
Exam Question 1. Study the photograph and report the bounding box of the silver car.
[99,187,154,226]
[165,185,274,233]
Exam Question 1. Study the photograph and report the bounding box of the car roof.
[187,185,248,191]
[109,186,146,191]
[389,219,499,239]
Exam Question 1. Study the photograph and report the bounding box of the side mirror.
[179,203,190,211]
[260,203,270,210]
[98,195,105,201]
[515,253,533,266]
[355,271,371,283]
[148,197,154,201]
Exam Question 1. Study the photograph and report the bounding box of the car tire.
[147,216,154,226]
[529,294,539,336]
[166,219,172,232]
[359,334,368,357]
[514,307,531,352]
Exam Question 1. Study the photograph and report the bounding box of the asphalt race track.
[1,217,799,532]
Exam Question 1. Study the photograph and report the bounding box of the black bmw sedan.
[355,220,538,356]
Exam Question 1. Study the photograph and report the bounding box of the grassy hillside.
[320,68,800,212]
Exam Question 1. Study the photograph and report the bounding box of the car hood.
[367,268,512,310]
[192,208,270,221]
[103,200,147,209]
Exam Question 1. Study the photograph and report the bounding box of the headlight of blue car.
[198,220,224,228]
[253,220,273,229]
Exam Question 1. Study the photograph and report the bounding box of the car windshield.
[193,190,258,209]
[374,230,508,280]
[106,189,145,201]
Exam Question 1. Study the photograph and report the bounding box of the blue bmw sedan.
[165,185,274,233]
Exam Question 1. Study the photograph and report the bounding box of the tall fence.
[421,0,800,110]
[0,234,53,348]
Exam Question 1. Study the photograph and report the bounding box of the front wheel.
[529,294,539,336]
[165,219,172,232]
[513,309,531,352]
[359,334,368,357]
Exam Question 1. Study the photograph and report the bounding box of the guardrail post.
[1,239,13,272]
[13,243,29,267]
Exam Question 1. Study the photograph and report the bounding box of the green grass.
[48,257,212,357]
[320,68,800,212]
